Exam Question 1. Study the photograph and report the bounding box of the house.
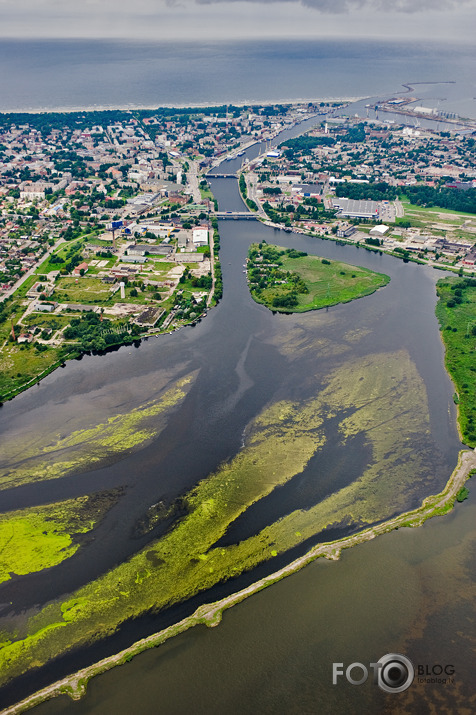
[135,307,165,327]
[27,282,54,299]
[17,333,33,344]
[73,262,88,276]
[462,252,476,266]
[174,253,204,263]
[34,302,56,313]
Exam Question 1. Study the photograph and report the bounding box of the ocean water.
[0,37,475,116]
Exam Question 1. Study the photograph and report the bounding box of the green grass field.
[402,198,476,226]
[54,277,111,303]
[249,245,390,313]
[436,277,476,447]
[0,342,67,401]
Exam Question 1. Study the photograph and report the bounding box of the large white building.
[332,198,379,219]
[192,228,209,246]
[369,225,389,238]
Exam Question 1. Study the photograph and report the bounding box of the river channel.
[0,117,469,712]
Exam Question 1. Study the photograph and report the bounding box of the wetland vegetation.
[0,372,198,491]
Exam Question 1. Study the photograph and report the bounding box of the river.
[0,119,471,713]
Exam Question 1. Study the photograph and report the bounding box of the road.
[187,160,203,204]
[0,238,65,303]
[394,199,404,218]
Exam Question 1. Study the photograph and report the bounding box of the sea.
[0,37,475,118]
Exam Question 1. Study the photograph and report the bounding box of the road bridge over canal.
[215,212,258,220]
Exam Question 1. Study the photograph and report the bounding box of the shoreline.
[0,97,366,116]
[2,448,474,715]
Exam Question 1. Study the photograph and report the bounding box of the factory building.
[332,198,379,219]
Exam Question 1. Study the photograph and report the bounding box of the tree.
[130,288,138,297]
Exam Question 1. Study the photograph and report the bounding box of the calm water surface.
[0,38,474,117]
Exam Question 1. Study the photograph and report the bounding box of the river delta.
[0,122,471,712]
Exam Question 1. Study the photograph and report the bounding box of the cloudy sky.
[2,0,476,40]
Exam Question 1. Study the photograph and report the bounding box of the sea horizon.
[0,36,474,117]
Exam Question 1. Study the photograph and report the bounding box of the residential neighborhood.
[240,117,476,268]
[1,101,476,402]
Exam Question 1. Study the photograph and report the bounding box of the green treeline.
[405,185,476,214]
[279,135,335,158]
[335,182,398,201]
[63,312,134,352]
[0,105,247,133]
[211,217,223,302]
[342,124,366,143]
[248,243,309,309]
[436,277,476,447]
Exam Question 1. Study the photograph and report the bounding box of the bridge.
[205,173,237,179]
[215,212,258,220]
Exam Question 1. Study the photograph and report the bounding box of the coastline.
[2,448,474,715]
[0,97,366,115]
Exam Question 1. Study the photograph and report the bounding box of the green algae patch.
[0,351,437,688]
[0,395,327,686]
[0,372,198,491]
[230,351,435,557]
[0,491,121,583]
[247,242,390,312]
[6,451,476,715]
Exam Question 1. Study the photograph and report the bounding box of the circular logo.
[376,653,414,694]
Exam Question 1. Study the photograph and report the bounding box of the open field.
[54,277,111,303]
[285,254,389,311]
[0,341,67,402]
[401,198,476,237]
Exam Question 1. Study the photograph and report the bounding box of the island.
[246,241,390,311]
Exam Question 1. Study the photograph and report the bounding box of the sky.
[1,0,476,41]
